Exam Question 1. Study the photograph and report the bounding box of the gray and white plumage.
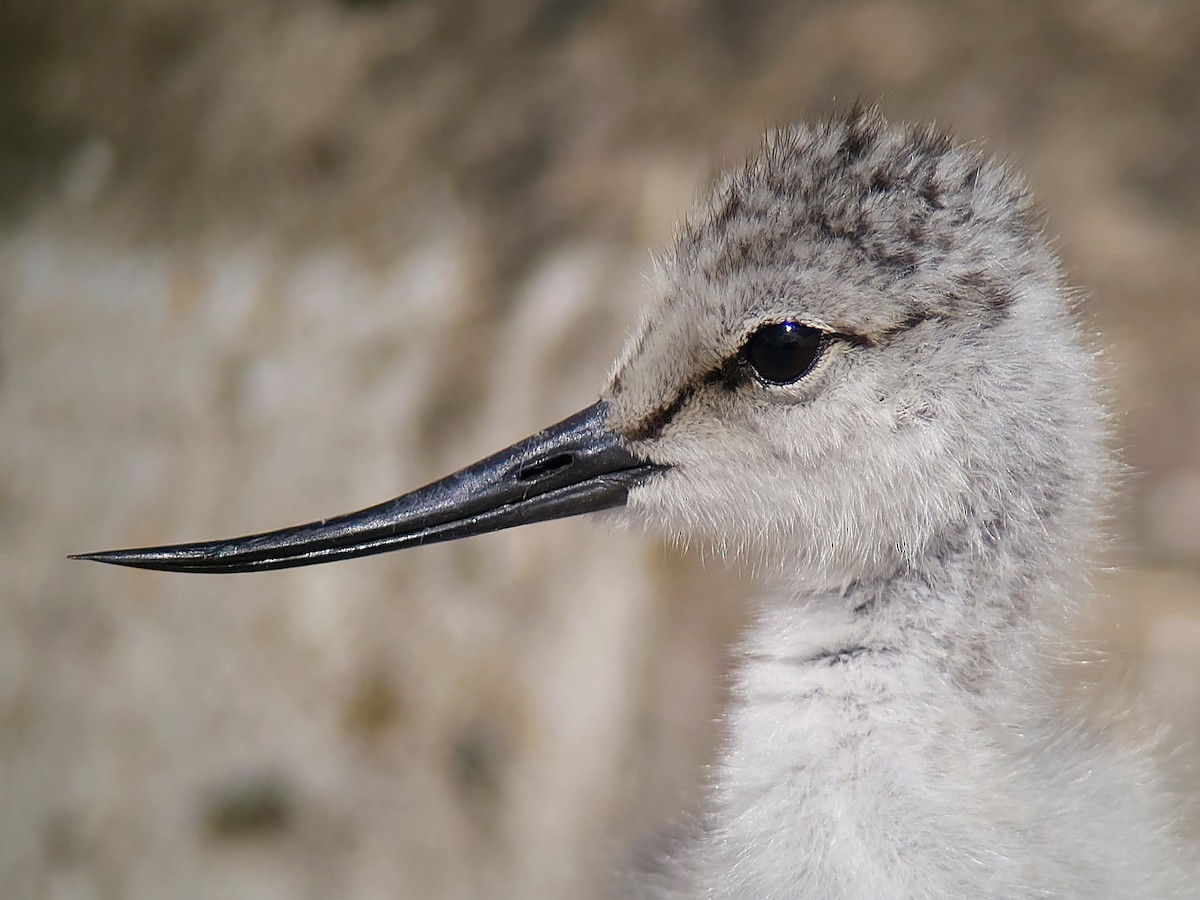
[604,107,1195,898]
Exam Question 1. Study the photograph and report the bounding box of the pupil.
[745,321,822,384]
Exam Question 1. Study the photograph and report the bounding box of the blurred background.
[2,1,1199,898]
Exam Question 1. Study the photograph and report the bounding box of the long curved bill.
[71,402,663,574]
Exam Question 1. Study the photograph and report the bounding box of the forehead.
[604,111,1040,425]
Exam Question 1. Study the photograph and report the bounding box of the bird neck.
[694,535,1085,896]
[755,524,1080,703]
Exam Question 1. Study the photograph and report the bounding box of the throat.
[751,534,1070,703]
[698,570,1063,897]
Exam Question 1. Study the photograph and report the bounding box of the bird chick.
[77,107,1196,899]
[613,106,1194,900]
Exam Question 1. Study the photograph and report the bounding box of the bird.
[75,106,1196,898]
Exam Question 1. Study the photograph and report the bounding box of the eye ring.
[740,321,826,385]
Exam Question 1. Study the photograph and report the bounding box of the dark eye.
[743,321,825,385]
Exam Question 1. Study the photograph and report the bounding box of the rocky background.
[3,1,1199,898]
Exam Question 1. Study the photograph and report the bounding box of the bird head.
[606,108,1105,589]
[74,108,1105,586]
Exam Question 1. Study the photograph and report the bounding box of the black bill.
[71,401,662,574]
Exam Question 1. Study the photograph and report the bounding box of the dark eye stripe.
[624,322,860,441]
[624,385,697,442]
[623,358,736,442]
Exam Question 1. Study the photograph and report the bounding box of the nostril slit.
[516,453,574,482]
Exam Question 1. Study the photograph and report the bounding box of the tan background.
[3,2,1199,898]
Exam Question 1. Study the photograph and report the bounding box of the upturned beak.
[71,402,663,574]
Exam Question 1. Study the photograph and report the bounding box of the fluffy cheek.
[624,409,972,585]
